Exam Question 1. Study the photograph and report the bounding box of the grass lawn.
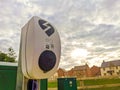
[85,86,120,90]
[83,78,120,86]
[48,78,120,88]
[48,81,57,88]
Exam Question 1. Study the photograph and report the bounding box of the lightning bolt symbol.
[43,22,51,31]
[39,19,55,36]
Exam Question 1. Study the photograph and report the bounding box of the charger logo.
[38,19,55,36]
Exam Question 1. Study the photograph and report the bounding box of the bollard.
[40,79,48,90]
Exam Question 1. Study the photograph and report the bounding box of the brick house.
[50,72,58,80]
[101,60,120,76]
[57,64,101,78]
[67,68,74,77]
[57,68,66,77]
[90,65,100,77]
[71,64,91,78]
[57,64,91,78]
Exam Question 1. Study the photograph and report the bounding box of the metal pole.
[16,38,23,90]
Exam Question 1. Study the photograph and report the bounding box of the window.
[116,66,118,69]
[119,70,120,73]
[104,73,106,76]
[107,70,114,75]
[117,72,119,75]
[103,68,105,71]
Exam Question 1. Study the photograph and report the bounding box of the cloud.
[0,0,120,70]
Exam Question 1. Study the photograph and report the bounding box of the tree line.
[0,47,16,62]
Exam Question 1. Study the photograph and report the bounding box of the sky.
[0,0,120,70]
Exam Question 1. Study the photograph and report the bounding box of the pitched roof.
[73,64,89,70]
[101,60,120,68]
[58,68,66,72]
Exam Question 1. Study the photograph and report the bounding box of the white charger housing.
[21,16,61,79]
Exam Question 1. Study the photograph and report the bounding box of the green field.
[82,78,120,86]
[48,77,120,89]
[85,86,120,90]
[48,81,57,88]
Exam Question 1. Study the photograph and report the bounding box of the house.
[90,65,100,77]
[57,68,74,77]
[67,68,74,77]
[50,72,58,80]
[57,68,66,77]
[57,64,91,78]
[50,68,66,80]
[101,60,120,76]
[56,64,101,78]
[72,64,91,78]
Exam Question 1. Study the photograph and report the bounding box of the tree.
[0,47,16,62]
[0,52,8,62]
[7,47,16,60]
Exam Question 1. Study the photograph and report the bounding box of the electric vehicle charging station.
[16,16,61,90]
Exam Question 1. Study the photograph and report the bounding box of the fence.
[77,76,120,90]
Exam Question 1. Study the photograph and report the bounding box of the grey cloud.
[0,0,120,70]
[89,24,120,45]
[0,39,13,51]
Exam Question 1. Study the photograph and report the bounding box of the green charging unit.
[58,78,77,90]
[0,62,17,90]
